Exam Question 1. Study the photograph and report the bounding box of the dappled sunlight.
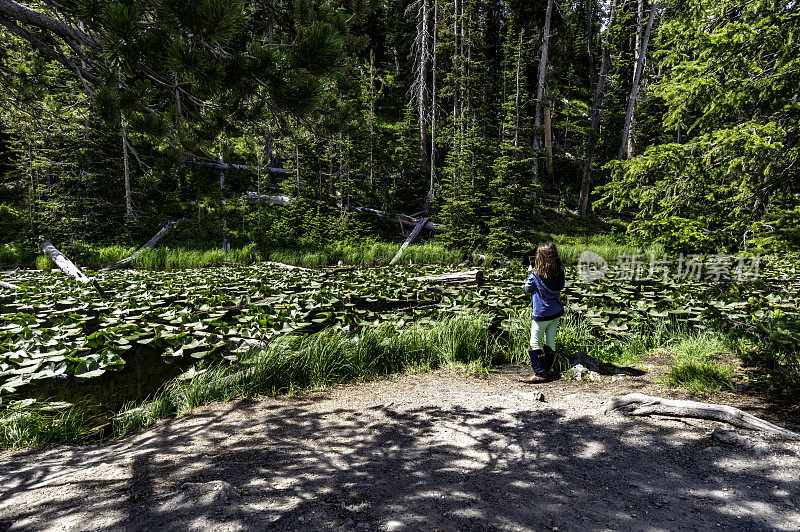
[2,376,799,531]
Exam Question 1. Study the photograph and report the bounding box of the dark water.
[16,345,192,412]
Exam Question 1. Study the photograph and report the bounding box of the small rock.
[570,352,601,373]
[588,371,602,381]
[571,364,588,380]
[611,375,625,382]
[517,391,546,402]
[385,520,405,531]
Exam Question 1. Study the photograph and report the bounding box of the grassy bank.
[1,312,742,449]
[5,236,664,271]
[2,313,502,448]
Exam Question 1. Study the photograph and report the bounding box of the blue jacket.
[524,269,565,322]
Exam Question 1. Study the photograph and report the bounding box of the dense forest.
[5,6,800,519]
[1,0,799,256]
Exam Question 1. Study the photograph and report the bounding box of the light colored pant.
[530,317,560,351]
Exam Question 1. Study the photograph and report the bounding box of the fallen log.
[244,192,449,234]
[412,270,484,285]
[390,218,428,265]
[605,393,800,440]
[0,280,20,291]
[101,219,182,271]
[356,206,447,234]
[319,266,357,278]
[263,261,313,271]
[244,192,295,205]
[196,160,290,174]
[39,238,91,283]
[39,238,107,297]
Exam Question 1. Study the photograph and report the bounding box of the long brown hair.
[534,242,562,279]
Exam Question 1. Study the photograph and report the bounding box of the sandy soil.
[1,365,799,532]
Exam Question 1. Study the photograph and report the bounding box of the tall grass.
[556,241,665,265]
[661,331,736,393]
[113,312,501,435]
[5,233,662,270]
[0,311,746,448]
[265,241,470,268]
[0,313,503,447]
[0,404,88,449]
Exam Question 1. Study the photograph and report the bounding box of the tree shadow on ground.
[1,395,798,531]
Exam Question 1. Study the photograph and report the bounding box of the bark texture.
[606,393,800,440]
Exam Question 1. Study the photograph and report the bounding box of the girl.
[520,242,565,383]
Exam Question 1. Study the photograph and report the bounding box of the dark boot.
[519,349,549,383]
[543,345,556,375]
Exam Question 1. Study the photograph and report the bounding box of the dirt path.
[1,366,799,531]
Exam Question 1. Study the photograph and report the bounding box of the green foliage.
[662,331,736,393]
[0,400,89,449]
[598,0,800,252]
[0,205,23,243]
[112,312,500,439]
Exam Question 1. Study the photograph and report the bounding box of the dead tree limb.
[101,219,182,271]
[605,393,800,440]
[39,238,107,297]
[244,192,449,234]
[412,270,484,284]
[263,262,314,271]
[319,266,357,278]
[39,238,91,283]
[0,280,20,291]
[244,192,295,205]
[390,217,428,265]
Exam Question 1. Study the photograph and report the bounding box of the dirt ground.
[1,363,799,532]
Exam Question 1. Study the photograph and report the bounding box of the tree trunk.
[264,262,313,271]
[606,393,800,440]
[121,117,132,217]
[627,0,645,158]
[514,31,522,151]
[40,238,109,301]
[390,218,429,265]
[219,152,227,253]
[453,0,461,203]
[428,0,438,203]
[586,0,595,88]
[578,0,619,215]
[411,0,432,172]
[244,193,449,234]
[544,102,553,176]
[412,270,484,284]
[618,1,657,160]
[532,0,554,181]
[101,220,181,271]
[368,48,375,193]
[295,143,301,196]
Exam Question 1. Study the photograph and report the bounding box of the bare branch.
[0,0,98,47]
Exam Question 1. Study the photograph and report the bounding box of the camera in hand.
[522,252,537,268]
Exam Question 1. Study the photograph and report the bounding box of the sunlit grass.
[0,403,89,449]
[4,234,662,271]
[113,312,500,436]
[661,331,737,393]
